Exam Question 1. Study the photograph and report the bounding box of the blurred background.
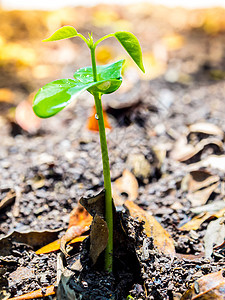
[0,0,225,134]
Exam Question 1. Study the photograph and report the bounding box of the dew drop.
[95,114,99,120]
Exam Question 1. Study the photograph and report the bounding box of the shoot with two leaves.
[33,26,145,273]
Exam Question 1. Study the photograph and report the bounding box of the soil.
[0,4,225,300]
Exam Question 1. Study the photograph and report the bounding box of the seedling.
[33,26,145,273]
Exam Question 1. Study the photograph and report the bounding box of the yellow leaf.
[181,270,225,299]
[8,285,56,300]
[125,200,175,258]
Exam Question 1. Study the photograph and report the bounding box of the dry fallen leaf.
[60,205,92,256]
[178,212,211,231]
[188,122,224,139]
[171,136,223,162]
[125,200,175,258]
[56,254,77,300]
[187,170,220,193]
[187,182,219,207]
[204,217,225,258]
[179,207,225,231]
[191,201,225,215]
[36,235,87,255]
[8,285,56,300]
[181,269,225,299]
[86,105,111,132]
[89,215,108,265]
[0,189,16,211]
[112,169,139,205]
[0,229,62,256]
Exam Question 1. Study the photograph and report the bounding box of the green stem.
[90,45,113,273]
[94,33,114,48]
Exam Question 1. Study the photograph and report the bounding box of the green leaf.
[33,61,124,118]
[74,60,124,83]
[73,60,124,94]
[114,31,145,73]
[42,26,78,42]
[33,79,89,118]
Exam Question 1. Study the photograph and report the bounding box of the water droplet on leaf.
[95,113,99,120]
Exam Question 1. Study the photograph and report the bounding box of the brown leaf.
[0,229,62,256]
[204,217,225,258]
[181,269,225,299]
[15,100,41,133]
[68,204,92,229]
[126,154,151,180]
[8,285,56,300]
[86,105,111,132]
[188,170,220,193]
[179,207,225,231]
[112,169,139,205]
[188,122,224,139]
[90,215,109,265]
[60,205,92,256]
[178,213,211,231]
[187,182,219,207]
[79,190,107,218]
[171,136,223,162]
[124,200,175,258]
[0,189,16,211]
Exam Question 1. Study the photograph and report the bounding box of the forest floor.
[0,4,225,299]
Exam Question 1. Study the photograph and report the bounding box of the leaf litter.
[0,3,225,300]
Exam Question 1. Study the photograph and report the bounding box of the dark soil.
[0,4,225,299]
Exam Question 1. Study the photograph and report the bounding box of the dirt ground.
[0,4,225,299]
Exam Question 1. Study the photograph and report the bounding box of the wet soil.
[0,4,225,299]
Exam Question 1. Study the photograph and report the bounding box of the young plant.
[33,26,145,273]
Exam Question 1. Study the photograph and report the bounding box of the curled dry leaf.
[204,217,225,258]
[57,253,77,300]
[191,201,225,215]
[181,269,225,299]
[112,169,139,206]
[171,136,223,162]
[179,212,211,231]
[0,189,16,211]
[90,215,109,265]
[188,122,224,139]
[187,170,220,193]
[187,182,219,207]
[126,154,151,180]
[7,285,56,300]
[179,207,225,231]
[60,205,92,256]
[124,200,175,258]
